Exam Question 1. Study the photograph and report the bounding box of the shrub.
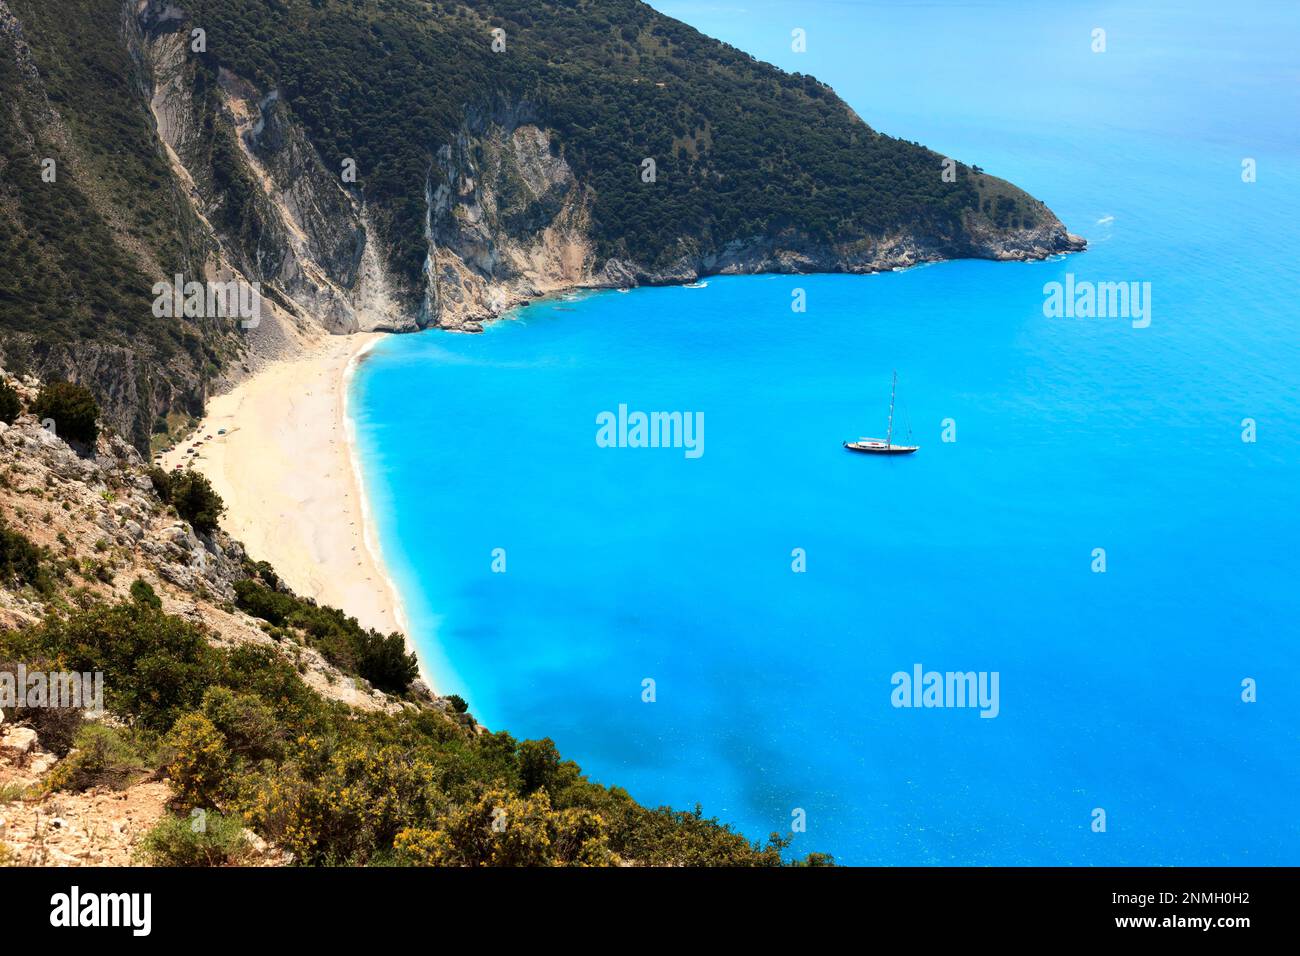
[0,379,21,425]
[0,519,55,595]
[218,644,318,719]
[518,738,563,795]
[129,578,162,609]
[248,742,445,866]
[0,659,85,757]
[24,599,219,730]
[138,811,250,866]
[165,713,230,811]
[29,381,99,446]
[353,630,419,695]
[146,466,173,502]
[45,723,152,793]
[232,579,298,627]
[249,560,280,590]
[200,687,282,762]
[21,702,85,759]
[169,472,224,534]
[393,788,613,866]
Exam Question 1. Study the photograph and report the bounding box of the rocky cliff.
[0,375,449,866]
[0,0,1084,446]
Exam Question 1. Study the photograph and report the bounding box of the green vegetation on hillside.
[148,467,226,534]
[0,0,238,448]
[0,593,829,866]
[29,380,100,446]
[234,576,419,695]
[0,381,21,425]
[0,519,57,597]
[186,0,1043,279]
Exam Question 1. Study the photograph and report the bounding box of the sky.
[648,0,1300,158]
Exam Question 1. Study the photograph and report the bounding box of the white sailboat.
[843,370,919,455]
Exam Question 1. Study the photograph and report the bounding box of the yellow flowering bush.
[165,713,230,811]
[393,788,614,867]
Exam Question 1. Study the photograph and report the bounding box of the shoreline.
[445,243,1087,331]
[338,334,424,682]
[161,331,432,690]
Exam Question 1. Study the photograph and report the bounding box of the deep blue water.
[351,1,1300,864]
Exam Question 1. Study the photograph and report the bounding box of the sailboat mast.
[886,370,897,448]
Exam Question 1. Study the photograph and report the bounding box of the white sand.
[161,332,426,684]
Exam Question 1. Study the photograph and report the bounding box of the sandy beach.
[161,331,421,680]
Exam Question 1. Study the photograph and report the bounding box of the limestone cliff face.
[418,111,1083,332]
[422,105,602,332]
[132,2,1084,340]
[134,5,409,349]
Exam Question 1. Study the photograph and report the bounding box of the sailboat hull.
[843,441,919,455]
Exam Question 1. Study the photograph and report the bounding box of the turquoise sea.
[352,1,1300,864]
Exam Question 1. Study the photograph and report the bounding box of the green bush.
[45,723,153,793]
[393,788,612,867]
[0,519,56,595]
[138,811,250,866]
[22,599,220,730]
[146,466,173,502]
[518,738,564,795]
[165,712,231,810]
[29,381,99,446]
[129,577,162,609]
[148,468,225,534]
[200,686,282,762]
[232,579,298,627]
[353,630,419,696]
[0,379,21,425]
[169,472,225,534]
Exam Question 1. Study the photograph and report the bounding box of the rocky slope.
[0,376,452,866]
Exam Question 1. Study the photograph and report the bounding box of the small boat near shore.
[684,281,708,289]
[844,370,919,455]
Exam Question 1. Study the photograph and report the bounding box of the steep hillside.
[0,0,1083,449]
[0,374,827,866]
